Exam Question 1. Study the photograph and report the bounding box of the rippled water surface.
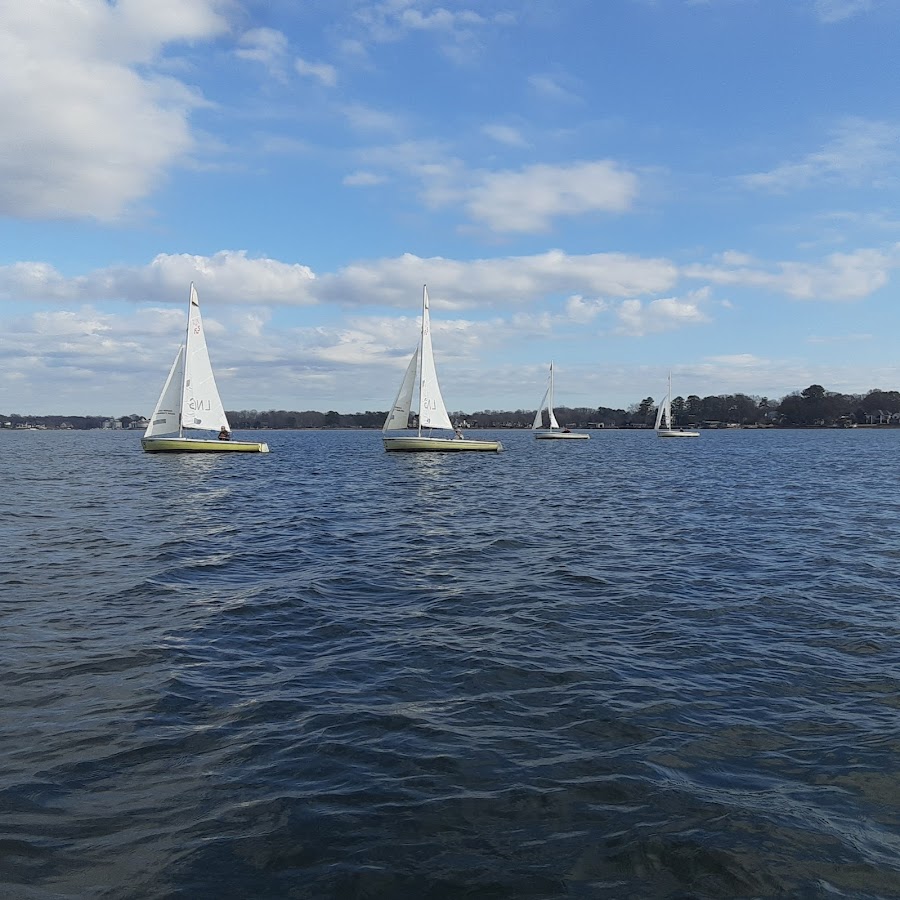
[3,428,900,899]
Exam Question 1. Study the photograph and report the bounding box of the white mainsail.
[181,284,230,433]
[532,362,561,430]
[143,346,185,438]
[417,286,453,432]
[383,350,418,432]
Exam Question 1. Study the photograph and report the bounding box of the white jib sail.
[531,387,548,430]
[532,364,560,430]
[383,349,418,432]
[144,345,185,438]
[417,286,453,431]
[655,374,672,430]
[654,394,667,430]
[181,284,230,433]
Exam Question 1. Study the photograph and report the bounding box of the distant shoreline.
[4,423,899,432]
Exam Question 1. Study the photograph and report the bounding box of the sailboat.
[382,285,502,452]
[141,284,270,453]
[532,362,589,440]
[654,372,699,438]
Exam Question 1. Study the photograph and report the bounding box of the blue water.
[3,428,900,898]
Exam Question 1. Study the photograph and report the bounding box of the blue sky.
[2,0,900,417]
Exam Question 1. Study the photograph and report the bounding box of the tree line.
[226,384,900,429]
[5,385,900,430]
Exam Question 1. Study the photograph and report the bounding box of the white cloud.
[324,249,677,308]
[741,118,900,193]
[0,0,230,221]
[295,57,338,87]
[685,246,899,300]
[236,28,289,79]
[565,295,608,323]
[343,171,389,187]
[528,73,581,104]
[463,161,639,233]
[0,251,318,306]
[0,249,676,314]
[353,2,511,43]
[814,0,872,23]
[354,142,639,232]
[342,104,405,133]
[482,124,528,147]
[616,292,711,337]
[704,353,769,369]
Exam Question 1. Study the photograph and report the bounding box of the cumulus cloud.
[615,291,711,337]
[9,243,890,416]
[463,160,638,232]
[0,251,318,306]
[684,246,899,300]
[322,249,677,308]
[354,143,640,233]
[565,295,608,323]
[0,0,231,221]
[0,248,676,314]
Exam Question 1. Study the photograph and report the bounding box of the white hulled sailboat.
[654,372,699,438]
[141,284,269,453]
[382,286,502,452]
[532,362,589,440]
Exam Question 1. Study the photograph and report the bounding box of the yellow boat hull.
[142,437,270,453]
[383,436,503,452]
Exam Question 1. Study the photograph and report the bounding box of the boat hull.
[141,437,270,453]
[534,431,589,440]
[383,435,503,452]
[656,430,700,438]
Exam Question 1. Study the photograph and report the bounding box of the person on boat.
[454,428,465,440]
[218,426,231,441]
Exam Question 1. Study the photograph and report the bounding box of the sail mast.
[667,371,672,429]
[177,283,194,439]
[549,361,555,431]
[417,285,427,438]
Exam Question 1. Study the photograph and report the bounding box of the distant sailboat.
[532,362,589,440]
[382,285,503,452]
[654,372,699,438]
[141,284,269,453]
